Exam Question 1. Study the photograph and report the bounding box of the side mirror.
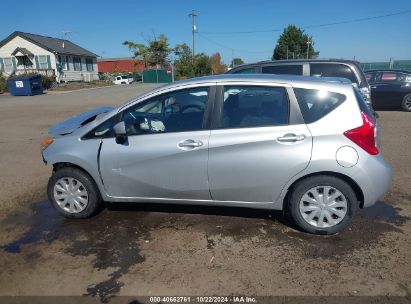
[113,121,127,144]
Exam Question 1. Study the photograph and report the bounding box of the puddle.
[0,194,409,301]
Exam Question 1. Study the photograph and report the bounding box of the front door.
[99,85,214,200]
[208,85,312,203]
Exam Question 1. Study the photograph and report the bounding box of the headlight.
[41,137,54,151]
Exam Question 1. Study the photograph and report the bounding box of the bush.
[40,75,56,90]
[0,75,8,92]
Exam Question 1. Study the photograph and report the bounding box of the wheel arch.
[51,162,106,199]
[283,171,365,210]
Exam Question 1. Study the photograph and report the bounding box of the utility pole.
[189,10,197,62]
[286,44,289,60]
[306,39,311,59]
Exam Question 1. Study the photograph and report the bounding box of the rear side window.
[262,65,303,75]
[221,86,289,129]
[310,63,358,84]
[293,88,346,123]
[231,67,256,74]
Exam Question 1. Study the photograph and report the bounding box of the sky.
[1,0,410,65]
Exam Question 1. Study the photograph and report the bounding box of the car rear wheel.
[401,94,411,112]
[288,175,358,235]
[47,167,102,218]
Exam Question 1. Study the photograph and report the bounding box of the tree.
[123,41,148,67]
[231,58,244,68]
[174,43,194,79]
[272,25,319,60]
[123,34,171,68]
[193,53,212,76]
[210,52,227,74]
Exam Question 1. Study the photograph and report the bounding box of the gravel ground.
[0,85,410,302]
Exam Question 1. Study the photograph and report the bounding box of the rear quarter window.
[230,67,256,74]
[262,65,303,75]
[293,88,346,123]
[310,63,358,84]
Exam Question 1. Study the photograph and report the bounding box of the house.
[97,57,145,74]
[0,31,99,82]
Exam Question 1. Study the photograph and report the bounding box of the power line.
[197,32,271,55]
[199,9,411,35]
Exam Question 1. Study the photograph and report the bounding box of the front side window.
[262,65,303,75]
[294,88,346,123]
[38,55,48,69]
[310,63,358,83]
[121,87,209,136]
[220,86,289,129]
[3,57,14,72]
[365,72,376,83]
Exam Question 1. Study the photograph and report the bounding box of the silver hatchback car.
[41,74,391,235]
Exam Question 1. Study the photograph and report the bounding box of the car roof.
[255,58,360,65]
[159,74,352,88]
[364,69,411,73]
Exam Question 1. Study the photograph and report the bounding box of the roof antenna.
[61,30,72,48]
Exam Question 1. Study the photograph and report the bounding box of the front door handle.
[178,139,203,149]
[370,85,377,89]
[277,133,305,142]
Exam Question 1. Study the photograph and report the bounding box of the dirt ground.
[0,85,410,303]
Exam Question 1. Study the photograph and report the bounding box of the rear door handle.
[178,139,203,149]
[277,134,305,142]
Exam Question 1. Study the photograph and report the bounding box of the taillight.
[343,112,379,155]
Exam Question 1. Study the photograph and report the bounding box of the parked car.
[228,59,372,107]
[41,74,391,235]
[364,69,411,111]
[113,75,134,85]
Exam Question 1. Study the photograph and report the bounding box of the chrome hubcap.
[299,186,348,228]
[53,177,88,213]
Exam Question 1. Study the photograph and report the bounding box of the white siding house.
[0,31,98,82]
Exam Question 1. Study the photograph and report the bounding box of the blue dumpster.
[7,74,43,96]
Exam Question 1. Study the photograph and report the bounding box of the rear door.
[208,83,312,203]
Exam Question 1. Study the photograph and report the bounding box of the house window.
[38,55,48,69]
[60,55,68,70]
[73,57,82,71]
[3,57,14,72]
[86,58,93,72]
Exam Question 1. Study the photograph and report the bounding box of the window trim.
[212,84,294,130]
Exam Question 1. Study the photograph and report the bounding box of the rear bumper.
[357,154,392,208]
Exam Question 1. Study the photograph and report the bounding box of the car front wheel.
[288,175,358,235]
[401,94,411,112]
[47,167,102,218]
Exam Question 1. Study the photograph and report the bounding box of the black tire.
[47,167,102,218]
[401,94,411,112]
[288,175,358,235]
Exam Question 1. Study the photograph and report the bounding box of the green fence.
[360,60,411,71]
[142,69,172,83]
